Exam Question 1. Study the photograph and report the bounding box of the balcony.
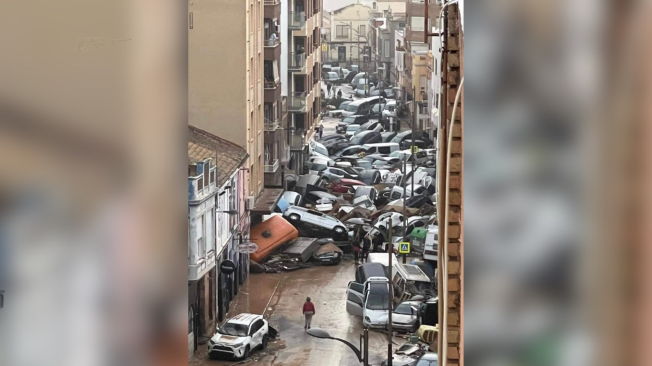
[264,78,281,102]
[289,52,306,72]
[264,0,281,18]
[288,92,306,112]
[289,12,306,29]
[264,159,280,173]
[264,118,280,131]
[290,132,306,150]
[264,39,281,60]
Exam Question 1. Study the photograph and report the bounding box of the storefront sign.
[220,259,236,275]
[237,242,259,254]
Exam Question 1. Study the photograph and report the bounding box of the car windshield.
[350,135,365,145]
[346,104,359,112]
[342,167,358,175]
[342,116,356,123]
[366,283,390,310]
[314,145,328,156]
[347,125,360,132]
[394,303,416,315]
[339,102,351,109]
[219,321,248,337]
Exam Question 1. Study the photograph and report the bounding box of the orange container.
[250,216,299,263]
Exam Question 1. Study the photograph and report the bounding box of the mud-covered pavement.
[190,259,404,366]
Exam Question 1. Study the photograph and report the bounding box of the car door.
[249,319,264,348]
[346,281,365,317]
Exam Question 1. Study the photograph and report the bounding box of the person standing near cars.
[326,82,332,97]
[362,234,372,262]
[337,88,342,99]
[319,124,324,140]
[303,297,316,330]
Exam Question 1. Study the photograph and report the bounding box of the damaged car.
[209,313,271,360]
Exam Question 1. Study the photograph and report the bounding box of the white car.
[209,313,270,360]
[283,206,348,239]
[346,277,391,329]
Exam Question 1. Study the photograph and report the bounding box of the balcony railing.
[289,12,306,29]
[264,159,280,173]
[264,38,280,47]
[288,92,306,111]
[290,132,305,149]
[264,78,280,89]
[264,118,280,131]
[264,0,279,4]
[289,52,306,69]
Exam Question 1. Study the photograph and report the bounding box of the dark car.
[381,131,397,142]
[327,141,352,155]
[331,145,363,158]
[354,121,383,136]
[350,131,382,145]
[336,115,369,134]
[344,70,359,83]
[405,195,434,208]
[321,134,348,143]
[391,130,434,148]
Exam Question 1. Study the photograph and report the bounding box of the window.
[379,146,391,154]
[411,16,424,31]
[206,209,214,253]
[197,214,205,258]
[359,24,366,36]
[336,25,347,38]
[384,39,390,58]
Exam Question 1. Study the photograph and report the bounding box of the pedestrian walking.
[303,297,316,330]
[326,83,332,97]
[372,232,384,252]
[319,124,324,140]
[337,88,342,99]
[362,234,371,262]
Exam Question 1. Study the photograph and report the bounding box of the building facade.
[323,3,372,65]
[188,0,264,199]
[287,0,322,172]
[188,126,250,357]
[264,0,290,188]
[369,9,406,84]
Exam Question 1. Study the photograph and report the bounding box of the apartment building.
[188,0,265,200]
[263,0,289,188]
[396,0,438,100]
[369,8,406,84]
[286,0,322,171]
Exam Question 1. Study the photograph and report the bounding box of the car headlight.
[231,342,245,348]
[364,316,371,323]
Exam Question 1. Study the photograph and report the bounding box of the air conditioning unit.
[246,196,255,211]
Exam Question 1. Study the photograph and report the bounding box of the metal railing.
[264,78,280,89]
[264,159,280,173]
[264,118,280,131]
[289,12,306,29]
[264,38,280,47]
[264,0,279,4]
[289,52,306,69]
[290,132,305,149]
[288,92,306,111]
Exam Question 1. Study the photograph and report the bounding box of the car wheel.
[334,226,346,238]
[288,213,300,222]
[242,346,250,360]
[261,335,269,349]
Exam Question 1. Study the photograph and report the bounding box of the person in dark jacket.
[337,89,343,99]
[372,232,384,252]
[303,297,316,330]
[362,234,372,262]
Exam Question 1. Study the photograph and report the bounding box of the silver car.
[283,206,348,239]
[391,301,421,333]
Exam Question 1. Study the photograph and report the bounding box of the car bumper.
[208,344,245,359]
[391,323,417,332]
[363,320,387,329]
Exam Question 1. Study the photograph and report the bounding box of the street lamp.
[307,328,369,366]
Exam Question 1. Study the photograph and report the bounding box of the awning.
[250,188,284,215]
[408,227,428,240]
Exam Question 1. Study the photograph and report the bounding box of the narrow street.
[190,259,405,366]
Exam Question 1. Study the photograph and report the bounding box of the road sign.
[411,145,419,154]
[237,242,259,254]
[398,241,410,254]
[220,259,236,275]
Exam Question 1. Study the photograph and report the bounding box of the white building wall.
[188,195,216,280]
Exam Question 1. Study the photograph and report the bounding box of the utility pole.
[402,149,407,266]
[387,218,393,366]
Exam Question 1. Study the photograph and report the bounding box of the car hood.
[392,313,417,324]
[366,309,389,323]
[210,333,248,345]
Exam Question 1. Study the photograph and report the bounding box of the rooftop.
[188,125,248,188]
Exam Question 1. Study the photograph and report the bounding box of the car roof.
[227,313,262,325]
[361,142,399,148]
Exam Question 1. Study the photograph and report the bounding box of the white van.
[360,142,400,156]
[423,225,438,262]
[346,277,391,329]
